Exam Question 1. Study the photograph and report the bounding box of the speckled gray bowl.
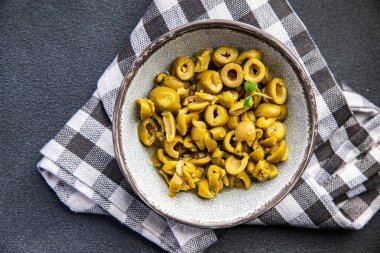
[113,20,317,228]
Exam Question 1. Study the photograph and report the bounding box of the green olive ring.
[136,46,290,199]
[212,46,239,67]
[243,58,266,83]
[204,104,229,127]
[220,63,244,88]
[266,78,288,104]
[173,56,195,81]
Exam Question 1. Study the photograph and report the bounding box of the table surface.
[1,0,380,252]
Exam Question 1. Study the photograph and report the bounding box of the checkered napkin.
[37,0,380,252]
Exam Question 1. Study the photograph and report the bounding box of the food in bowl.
[136,46,289,198]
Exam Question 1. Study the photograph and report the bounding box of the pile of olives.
[136,46,289,198]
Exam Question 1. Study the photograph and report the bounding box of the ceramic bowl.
[113,20,317,228]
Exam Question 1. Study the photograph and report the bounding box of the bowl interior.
[118,26,311,227]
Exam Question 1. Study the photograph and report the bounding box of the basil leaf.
[244,96,253,109]
[244,81,258,92]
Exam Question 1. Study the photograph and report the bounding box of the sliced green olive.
[277,104,288,121]
[252,160,279,181]
[227,115,240,130]
[235,49,263,65]
[235,121,256,143]
[255,128,264,140]
[191,119,207,132]
[266,78,287,104]
[225,153,249,175]
[187,154,211,166]
[136,98,155,121]
[259,136,277,147]
[157,73,190,90]
[151,150,162,168]
[193,168,204,180]
[223,130,243,155]
[190,120,207,150]
[177,88,190,99]
[183,91,217,106]
[212,46,239,67]
[197,179,215,198]
[180,182,191,192]
[243,58,266,83]
[204,131,218,152]
[211,147,226,167]
[157,148,176,164]
[176,109,188,136]
[208,171,221,194]
[207,165,225,194]
[198,70,223,94]
[176,108,199,136]
[172,56,195,81]
[217,90,239,108]
[183,135,197,152]
[236,170,252,189]
[155,72,166,83]
[250,146,265,162]
[162,111,176,142]
[228,175,244,188]
[169,172,184,197]
[187,101,210,112]
[256,117,276,129]
[149,86,181,113]
[164,135,184,158]
[246,161,255,176]
[194,48,213,72]
[229,99,249,116]
[138,118,157,146]
[265,121,286,141]
[241,111,257,123]
[162,160,179,175]
[209,127,227,141]
[180,161,197,189]
[254,103,281,118]
[281,146,289,162]
[151,114,165,142]
[204,104,229,127]
[220,63,244,88]
[267,140,287,163]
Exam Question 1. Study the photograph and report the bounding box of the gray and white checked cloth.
[37,0,380,252]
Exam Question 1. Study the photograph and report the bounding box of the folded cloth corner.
[37,0,380,252]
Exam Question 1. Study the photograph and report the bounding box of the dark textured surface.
[1,0,380,252]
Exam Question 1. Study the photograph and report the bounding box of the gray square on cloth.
[37,1,380,252]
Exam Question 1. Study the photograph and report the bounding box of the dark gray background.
[1,0,379,252]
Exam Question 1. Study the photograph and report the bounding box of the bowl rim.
[113,19,318,228]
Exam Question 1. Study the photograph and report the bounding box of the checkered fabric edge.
[38,1,380,252]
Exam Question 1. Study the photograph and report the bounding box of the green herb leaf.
[244,96,254,109]
[244,81,258,92]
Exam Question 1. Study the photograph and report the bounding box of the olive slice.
[266,78,288,104]
[243,58,265,83]
[212,46,239,67]
[172,56,195,81]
